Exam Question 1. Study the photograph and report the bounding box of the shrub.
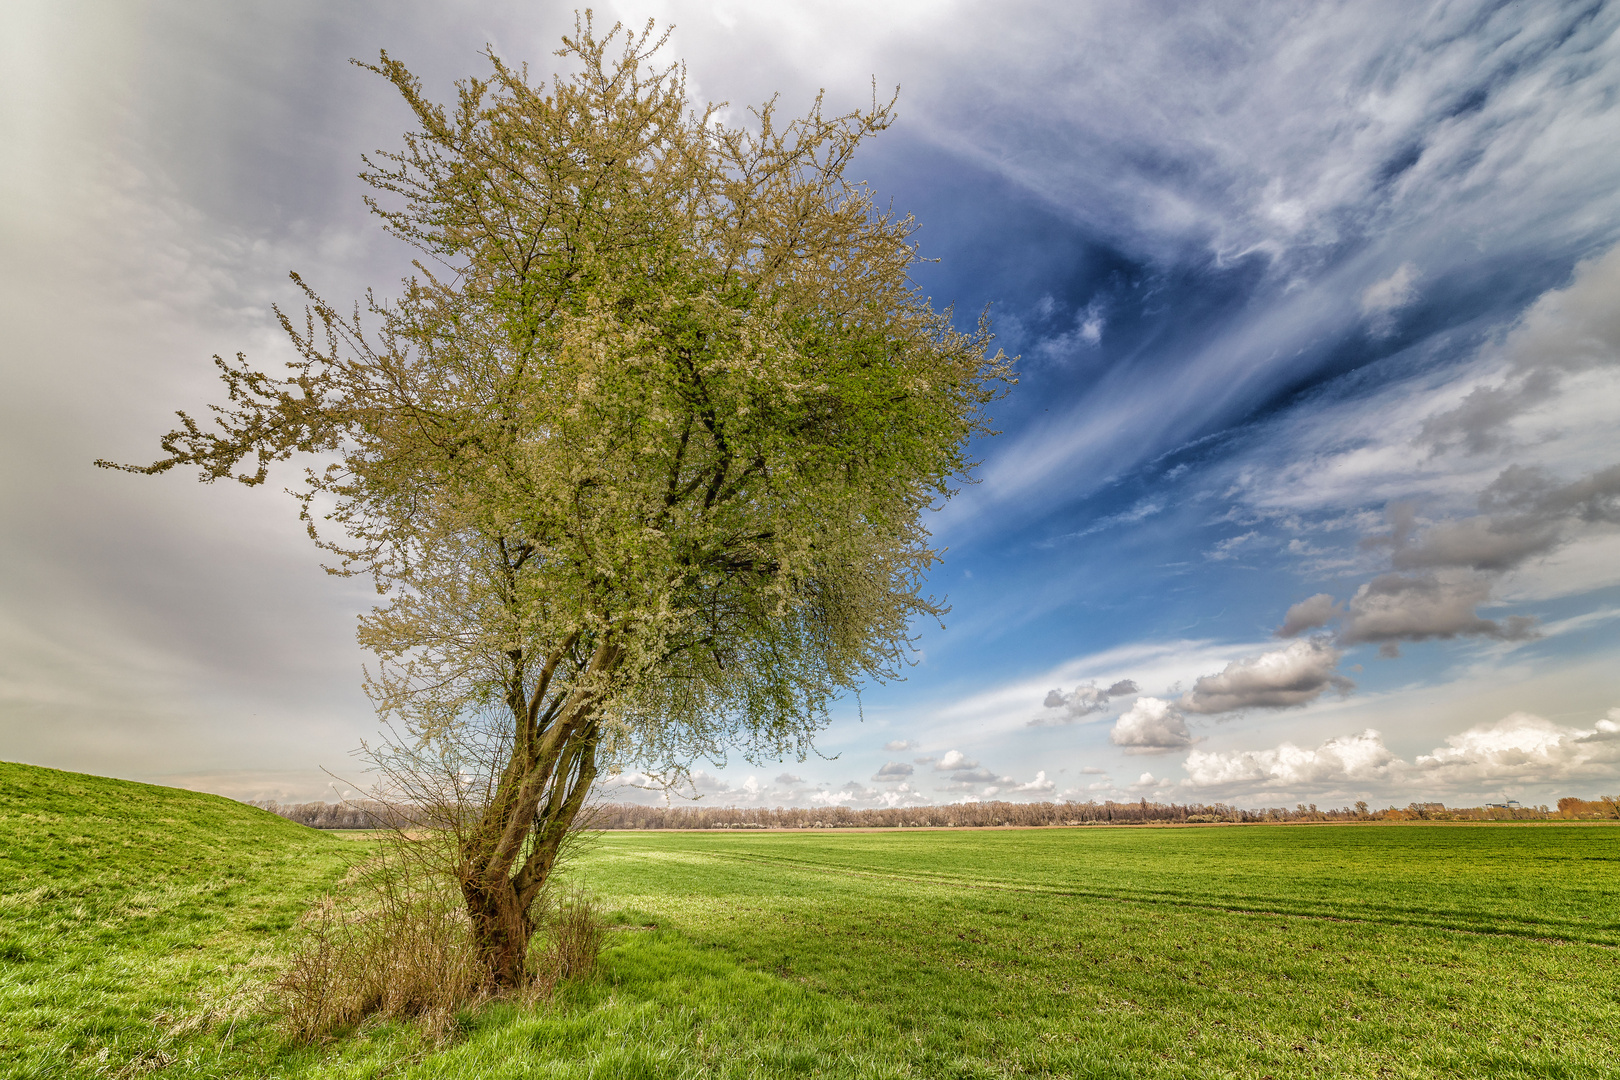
[275,876,484,1041]
[274,854,606,1041]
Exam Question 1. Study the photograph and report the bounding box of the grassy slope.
[0,761,418,1078]
[4,765,1618,1078]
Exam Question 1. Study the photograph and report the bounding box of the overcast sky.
[3,0,1618,809]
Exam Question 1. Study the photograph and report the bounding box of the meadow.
[3,760,1618,1078]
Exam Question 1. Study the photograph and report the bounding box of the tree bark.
[458,637,615,987]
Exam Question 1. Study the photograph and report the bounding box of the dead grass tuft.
[274,860,606,1042]
[275,879,486,1041]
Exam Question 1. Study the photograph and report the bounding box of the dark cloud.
[1340,572,1538,646]
[940,767,1001,785]
[1181,640,1353,714]
[1380,464,1620,574]
[1391,516,1562,573]
[1033,679,1137,724]
[1485,463,1620,526]
[1275,593,1341,637]
[1332,461,1620,653]
[1420,245,1620,454]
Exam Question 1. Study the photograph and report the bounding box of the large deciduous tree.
[101,17,1011,987]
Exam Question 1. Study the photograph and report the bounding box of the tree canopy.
[101,16,1011,985]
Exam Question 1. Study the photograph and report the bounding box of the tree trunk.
[457,662,605,987]
[462,876,532,988]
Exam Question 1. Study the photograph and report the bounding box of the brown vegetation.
[1556,796,1620,819]
[274,850,604,1042]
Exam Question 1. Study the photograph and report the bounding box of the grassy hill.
[4,761,1619,1078]
[0,761,362,1077]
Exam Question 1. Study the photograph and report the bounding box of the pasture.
[3,761,1617,1078]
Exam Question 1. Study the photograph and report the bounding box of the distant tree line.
[248,800,402,830]
[582,798,1581,829]
[1556,796,1620,819]
[251,795,1615,830]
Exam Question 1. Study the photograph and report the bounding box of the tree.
[100,16,1011,987]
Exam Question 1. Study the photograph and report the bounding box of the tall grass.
[274,848,605,1041]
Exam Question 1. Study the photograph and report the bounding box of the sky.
[2,0,1618,810]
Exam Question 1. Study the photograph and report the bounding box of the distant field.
[3,761,1618,1078]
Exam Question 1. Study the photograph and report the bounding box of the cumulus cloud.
[1184,729,1400,788]
[811,781,931,809]
[1480,463,1620,529]
[873,761,914,781]
[882,739,916,751]
[1181,639,1353,713]
[1014,770,1056,793]
[1414,711,1620,786]
[1110,697,1195,753]
[775,772,805,786]
[1275,593,1341,637]
[1184,710,1620,795]
[1339,572,1538,649]
[935,750,978,771]
[1421,244,1620,455]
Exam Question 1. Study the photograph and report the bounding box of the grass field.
[3,761,1618,1078]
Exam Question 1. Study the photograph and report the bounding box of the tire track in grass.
[655,848,1620,949]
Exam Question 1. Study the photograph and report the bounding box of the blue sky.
[2,0,1617,808]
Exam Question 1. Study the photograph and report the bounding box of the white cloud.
[1183,709,1620,797]
[1014,770,1056,793]
[1359,262,1420,330]
[1206,531,1262,561]
[1184,729,1399,788]
[911,639,1257,743]
[873,761,914,780]
[882,739,916,751]
[1414,711,1620,786]
[1110,697,1195,753]
[935,749,977,771]
[810,781,932,809]
[928,4,1620,535]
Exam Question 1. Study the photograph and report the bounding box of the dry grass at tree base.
[275,868,605,1042]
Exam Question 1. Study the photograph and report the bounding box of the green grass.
[0,762,427,1078]
[4,762,1618,1078]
